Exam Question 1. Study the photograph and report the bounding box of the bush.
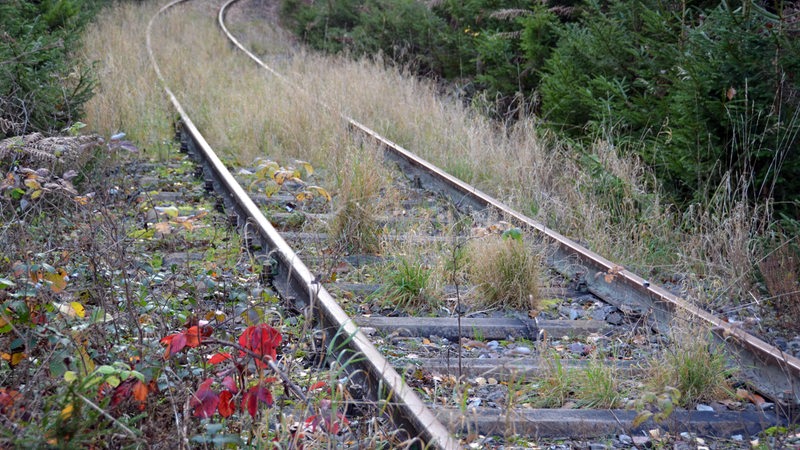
[0,0,99,138]
[539,0,800,205]
[280,0,800,210]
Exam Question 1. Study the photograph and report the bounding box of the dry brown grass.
[759,241,800,333]
[328,142,387,254]
[466,234,541,310]
[80,1,173,155]
[80,0,788,309]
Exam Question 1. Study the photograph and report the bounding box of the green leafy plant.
[377,256,436,310]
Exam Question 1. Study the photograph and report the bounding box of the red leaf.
[221,376,238,394]
[209,352,232,365]
[0,388,21,414]
[218,390,235,418]
[308,381,328,393]
[110,379,134,408]
[242,389,257,418]
[304,414,322,433]
[184,326,203,348]
[191,378,219,418]
[238,324,282,367]
[242,384,273,418]
[161,332,187,359]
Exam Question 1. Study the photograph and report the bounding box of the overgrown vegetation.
[0,134,382,447]
[1,0,100,138]
[281,0,800,213]
[646,320,734,407]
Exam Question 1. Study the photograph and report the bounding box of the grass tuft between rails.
[467,232,542,311]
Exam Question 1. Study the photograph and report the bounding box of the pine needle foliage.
[0,0,101,137]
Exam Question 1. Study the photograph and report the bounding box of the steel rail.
[218,0,799,408]
[148,2,460,449]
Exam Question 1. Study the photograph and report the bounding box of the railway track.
[146,0,800,447]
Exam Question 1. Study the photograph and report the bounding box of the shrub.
[0,0,100,137]
[539,0,800,206]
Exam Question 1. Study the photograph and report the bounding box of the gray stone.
[618,434,632,445]
[606,311,624,325]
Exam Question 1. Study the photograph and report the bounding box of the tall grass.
[80,0,787,307]
[80,1,173,153]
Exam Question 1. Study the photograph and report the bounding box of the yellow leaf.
[24,178,41,190]
[69,302,85,318]
[177,220,194,231]
[255,160,279,179]
[76,344,95,376]
[73,195,91,205]
[43,269,68,293]
[273,170,292,185]
[64,371,77,383]
[296,160,314,176]
[264,182,280,197]
[205,310,225,322]
[308,185,331,202]
[295,191,309,202]
[30,189,43,200]
[61,403,74,420]
[0,172,14,189]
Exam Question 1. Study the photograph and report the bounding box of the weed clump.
[329,145,384,254]
[467,232,541,311]
[646,321,733,407]
[379,256,437,310]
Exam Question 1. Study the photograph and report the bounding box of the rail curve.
[143,0,800,447]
